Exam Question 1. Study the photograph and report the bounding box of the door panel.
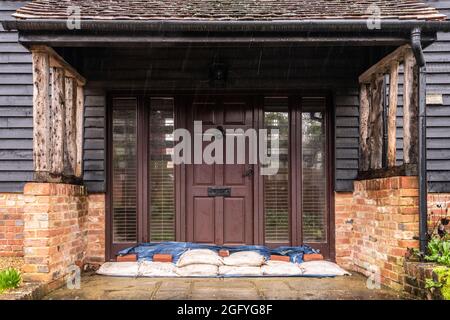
[223,197,246,244]
[186,96,254,245]
[193,197,215,243]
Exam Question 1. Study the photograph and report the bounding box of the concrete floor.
[43,273,410,300]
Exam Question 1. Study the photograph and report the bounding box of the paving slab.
[43,272,410,300]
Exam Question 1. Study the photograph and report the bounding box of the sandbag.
[223,251,265,267]
[96,262,139,277]
[218,265,263,276]
[176,249,223,267]
[298,261,351,276]
[176,264,219,277]
[262,261,304,276]
[139,261,178,277]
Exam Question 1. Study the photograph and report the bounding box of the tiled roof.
[13,0,447,21]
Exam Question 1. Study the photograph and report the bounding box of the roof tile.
[13,0,447,21]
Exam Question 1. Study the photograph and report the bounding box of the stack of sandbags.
[298,261,351,276]
[97,262,140,277]
[139,261,178,277]
[262,261,304,276]
[175,249,223,277]
[219,251,265,276]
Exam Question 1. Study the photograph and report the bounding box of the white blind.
[112,98,137,243]
[149,98,175,241]
[301,97,327,243]
[264,97,290,244]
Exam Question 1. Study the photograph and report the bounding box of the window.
[112,98,137,243]
[149,98,175,241]
[264,97,290,244]
[301,97,327,243]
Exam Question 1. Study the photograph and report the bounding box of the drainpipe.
[410,28,428,254]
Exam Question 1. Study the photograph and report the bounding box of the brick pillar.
[22,183,87,285]
[335,192,354,269]
[86,194,106,266]
[351,176,419,290]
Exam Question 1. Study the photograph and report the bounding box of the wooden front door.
[185,96,254,245]
[107,93,334,260]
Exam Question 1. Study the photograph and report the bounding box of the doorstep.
[42,272,411,300]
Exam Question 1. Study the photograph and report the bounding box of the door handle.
[242,167,254,178]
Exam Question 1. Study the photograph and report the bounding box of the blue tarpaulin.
[118,242,319,264]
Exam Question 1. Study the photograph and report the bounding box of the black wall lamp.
[209,63,228,87]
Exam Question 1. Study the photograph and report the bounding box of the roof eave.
[3,19,450,33]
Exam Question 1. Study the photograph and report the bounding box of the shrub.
[425,237,450,267]
[0,268,22,293]
[425,267,450,300]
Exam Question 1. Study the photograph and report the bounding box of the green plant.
[425,237,450,266]
[426,267,450,300]
[0,268,22,293]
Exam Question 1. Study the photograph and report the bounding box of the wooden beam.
[50,67,65,175]
[368,75,384,170]
[359,45,411,84]
[64,76,77,176]
[387,61,399,168]
[359,83,370,171]
[30,45,86,86]
[403,51,419,164]
[75,85,84,178]
[31,50,50,175]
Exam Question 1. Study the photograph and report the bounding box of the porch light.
[209,63,228,87]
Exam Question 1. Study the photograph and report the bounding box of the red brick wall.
[0,193,24,257]
[335,176,420,290]
[86,194,105,265]
[336,184,450,290]
[335,192,354,269]
[22,183,88,283]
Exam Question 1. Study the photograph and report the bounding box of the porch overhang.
[5,18,450,33]
[3,19,450,47]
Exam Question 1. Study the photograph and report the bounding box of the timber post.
[30,45,86,183]
[358,44,420,177]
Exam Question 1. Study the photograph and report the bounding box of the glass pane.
[302,97,327,243]
[112,98,137,243]
[264,97,289,244]
[149,98,175,241]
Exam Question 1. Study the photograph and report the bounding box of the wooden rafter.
[359,45,411,84]
[30,45,86,86]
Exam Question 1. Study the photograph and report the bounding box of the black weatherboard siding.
[0,1,32,192]
[424,1,450,192]
[0,0,106,193]
[0,0,449,193]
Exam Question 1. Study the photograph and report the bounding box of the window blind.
[264,97,290,244]
[112,98,138,243]
[301,97,327,243]
[149,98,175,241]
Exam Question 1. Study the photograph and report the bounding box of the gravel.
[0,257,24,271]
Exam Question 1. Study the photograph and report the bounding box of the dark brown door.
[186,96,254,245]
